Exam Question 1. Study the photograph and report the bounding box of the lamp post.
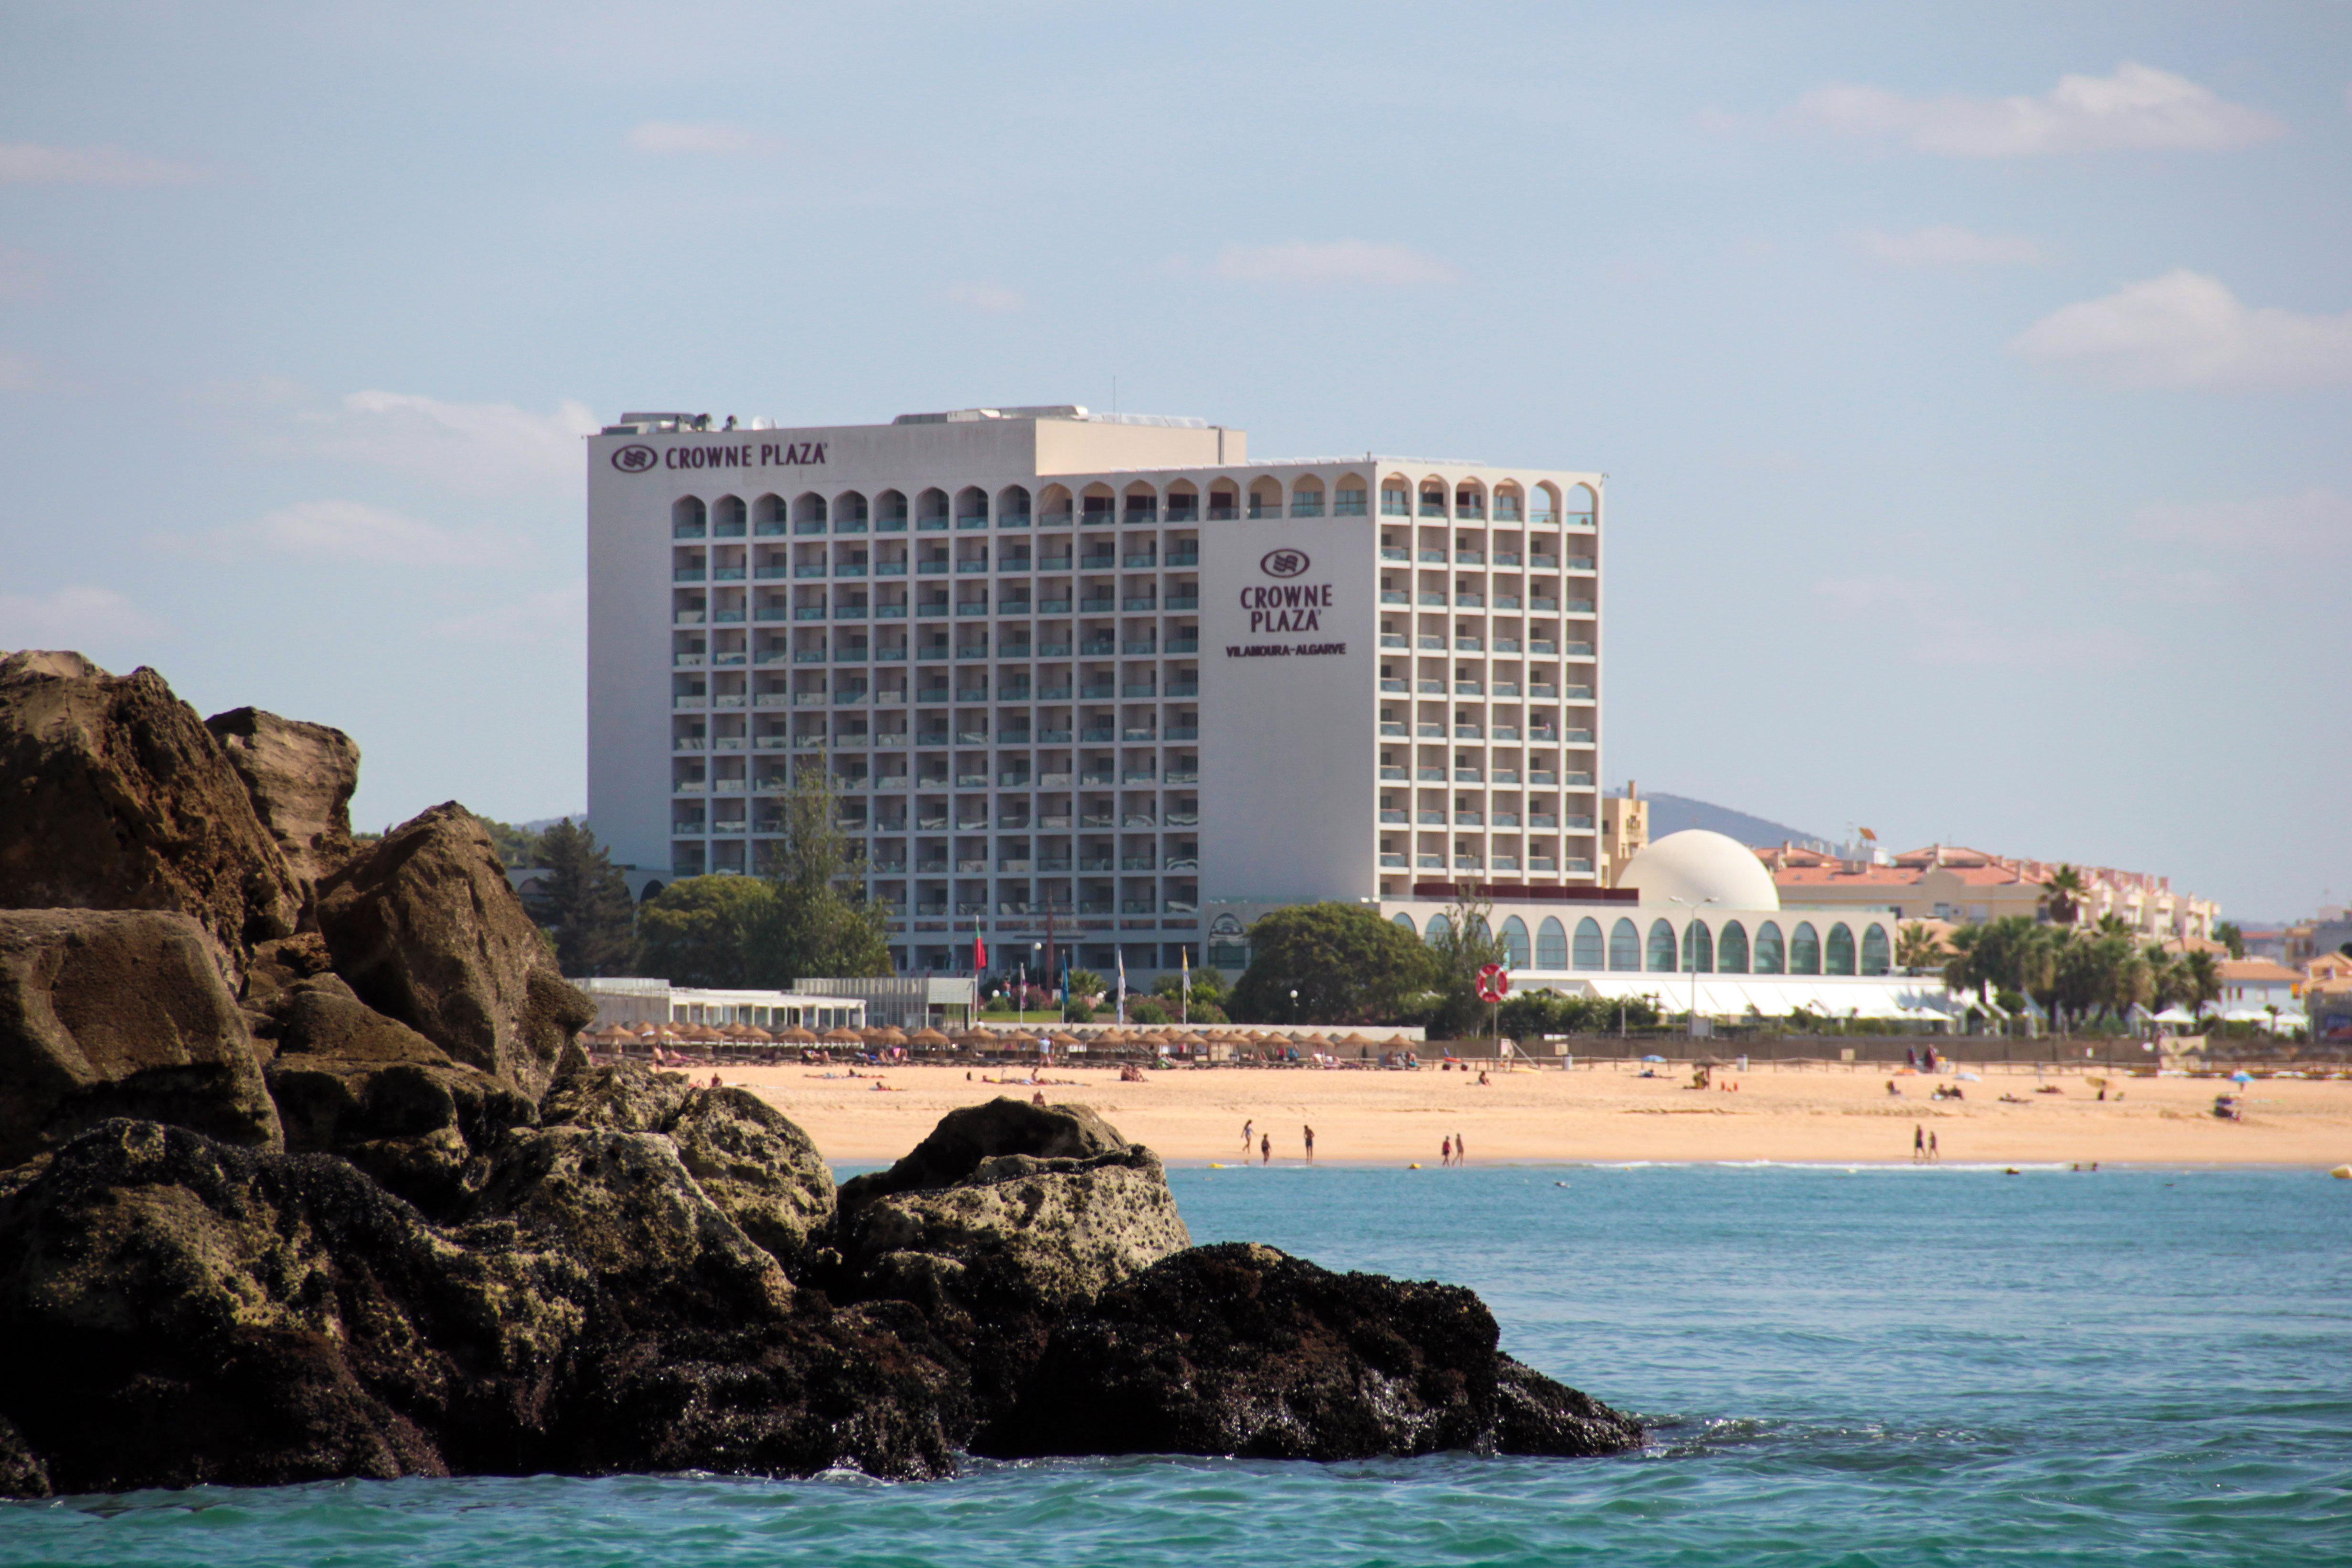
[1290,987,1299,1027]
[1668,895,1718,1038]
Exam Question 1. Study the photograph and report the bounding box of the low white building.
[572,976,867,1032]
[1213,829,1965,1025]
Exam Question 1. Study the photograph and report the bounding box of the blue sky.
[2,2,2346,918]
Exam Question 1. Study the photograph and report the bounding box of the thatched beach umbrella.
[872,1027,909,1047]
[821,1027,862,1045]
[908,1028,951,1048]
[778,1026,818,1045]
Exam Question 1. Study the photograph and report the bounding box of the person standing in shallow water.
[1303,1124,1315,1162]
[1440,1135,1451,1167]
[1913,1124,1925,1163]
[1260,1132,1271,1165]
[1929,1130,1939,1163]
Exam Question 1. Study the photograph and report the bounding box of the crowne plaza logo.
[1260,548,1310,578]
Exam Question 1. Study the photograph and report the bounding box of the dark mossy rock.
[315,804,593,1099]
[835,1095,1129,1218]
[669,1088,836,1277]
[0,908,282,1168]
[260,975,537,1217]
[980,1242,1643,1461]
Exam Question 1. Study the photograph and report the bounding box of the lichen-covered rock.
[469,1126,795,1321]
[204,707,361,895]
[833,1099,1189,1415]
[0,908,282,1167]
[0,1119,975,1493]
[0,652,302,982]
[669,1088,836,1275]
[260,975,536,1216]
[981,1243,1643,1461]
[315,803,593,1098]
[538,1059,695,1134]
[835,1095,1131,1218]
[0,1119,591,1492]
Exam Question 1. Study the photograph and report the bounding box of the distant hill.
[1610,789,1830,852]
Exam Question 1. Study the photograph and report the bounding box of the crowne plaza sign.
[610,440,829,473]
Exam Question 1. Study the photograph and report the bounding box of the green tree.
[636,875,774,987]
[2213,921,2245,960]
[533,818,637,976]
[1064,968,1107,1002]
[1231,903,1437,1025]
[750,760,893,984]
[1423,897,1510,1038]
[1154,962,1228,1007]
[2176,949,2223,1019]
[2038,864,2089,925]
[477,816,547,869]
[1895,922,1947,975]
[1128,996,1171,1025]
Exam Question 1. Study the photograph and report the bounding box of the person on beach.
[1260,1132,1271,1166]
[1303,1124,1315,1162]
[1455,1132,1466,1165]
[1887,1079,1902,1097]
[1243,1119,1253,1154]
[1929,1130,1940,1162]
[1440,1135,1452,1167]
[1913,1124,1925,1162]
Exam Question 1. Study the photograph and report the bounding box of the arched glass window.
[1501,916,1530,969]
[1608,918,1641,971]
[1392,912,1416,936]
[1789,922,1821,975]
[1425,912,1451,945]
[1717,920,1750,973]
[1537,917,1567,969]
[1754,921,1785,974]
[1860,923,1892,976]
[1647,919,1678,972]
[1682,920,1713,973]
[1573,917,1604,969]
[1825,922,1856,975]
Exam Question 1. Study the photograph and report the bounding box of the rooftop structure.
[1754,842,2217,943]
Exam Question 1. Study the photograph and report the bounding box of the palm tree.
[1942,923,1987,1000]
[2039,864,2090,926]
[2177,950,2223,1021]
[2143,944,2180,1013]
[1896,922,1948,975]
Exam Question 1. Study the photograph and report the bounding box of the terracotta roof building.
[1752,841,2217,942]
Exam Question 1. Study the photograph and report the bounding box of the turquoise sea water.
[4,1162,2348,1566]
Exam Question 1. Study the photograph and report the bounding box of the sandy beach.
[709,1060,2352,1169]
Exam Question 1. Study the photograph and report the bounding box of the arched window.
[1754,921,1785,974]
[1290,478,1326,518]
[1608,918,1640,971]
[1647,919,1678,972]
[1392,911,1417,936]
[1501,916,1530,969]
[1825,922,1856,975]
[1682,920,1713,973]
[672,496,707,536]
[1425,912,1452,945]
[1718,920,1750,973]
[713,495,747,535]
[1573,916,1604,969]
[1860,923,1892,976]
[1789,922,1821,975]
[1537,917,1568,969]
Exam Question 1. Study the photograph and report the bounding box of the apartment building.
[586,404,1604,978]
[1756,842,2219,943]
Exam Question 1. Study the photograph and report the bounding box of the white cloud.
[1796,63,2285,157]
[173,499,527,570]
[946,281,1024,313]
[1204,241,1459,288]
[626,121,783,156]
[294,390,599,495]
[1851,225,2045,266]
[0,142,207,185]
[0,586,169,646]
[0,352,38,392]
[2011,271,2352,390]
[431,583,586,646]
[2136,487,2352,556]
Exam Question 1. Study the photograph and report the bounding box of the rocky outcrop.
[832,1098,1190,1412]
[0,1119,971,1493]
[670,1089,836,1277]
[0,653,302,982]
[316,804,593,1099]
[538,1059,695,1134]
[0,908,281,1167]
[259,975,535,1216]
[981,1243,1644,1461]
[204,707,361,894]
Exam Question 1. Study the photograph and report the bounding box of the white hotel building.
[587,404,1605,981]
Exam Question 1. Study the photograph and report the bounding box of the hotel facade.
[585,404,1606,981]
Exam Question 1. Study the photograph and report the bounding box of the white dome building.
[1616,829,1780,911]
